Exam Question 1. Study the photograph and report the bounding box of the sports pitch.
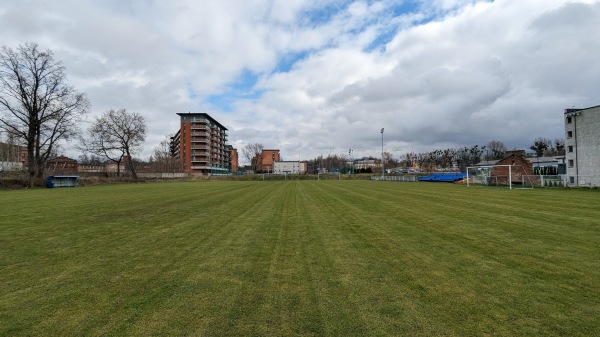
[1,180,599,336]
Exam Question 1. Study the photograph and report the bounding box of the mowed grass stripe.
[1,181,600,336]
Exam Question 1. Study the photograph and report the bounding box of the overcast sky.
[1,0,599,163]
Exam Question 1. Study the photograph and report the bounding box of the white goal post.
[466,165,535,189]
[318,172,341,180]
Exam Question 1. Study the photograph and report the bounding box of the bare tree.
[383,151,396,170]
[554,138,565,156]
[242,143,263,172]
[0,43,89,186]
[486,140,507,160]
[530,137,551,158]
[400,152,415,169]
[151,134,180,173]
[83,109,146,179]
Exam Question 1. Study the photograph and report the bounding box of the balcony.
[191,125,209,131]
[191,138,209,144]
[191,132,209,137]
[191,117,208,123]
[191,145,209,150]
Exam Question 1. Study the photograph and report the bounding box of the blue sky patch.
[206,70,263,112]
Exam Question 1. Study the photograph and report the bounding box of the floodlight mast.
[381,128,384,180]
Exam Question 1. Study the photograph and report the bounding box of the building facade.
[564,105,600,187]
[273,161,307,174]
[228,146,239,174]
[46,156,79,174]
[0,142,27,171]
[177,113,229,175]
[491,154,537,185]
[258,149,280,173]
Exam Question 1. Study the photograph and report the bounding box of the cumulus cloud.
[1,0,599,163]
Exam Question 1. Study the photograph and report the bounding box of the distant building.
[478,155,565,176]
[170,131,181,158]
[491,154,537,185]
[258,149,280,173]
[354,158,378,171]
[46,156,78,174]
[176,113,229,175]
[78,164,105,173]
[0,142,26,171]
[274,161,307,174]
[564,105,600,187]
[529,156,565,175]
[228,146,239,174]
[104,156,133,175]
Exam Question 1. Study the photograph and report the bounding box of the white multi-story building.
[273,161,307,175]
[564,105,600,187]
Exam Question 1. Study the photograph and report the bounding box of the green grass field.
[1,181,600,336]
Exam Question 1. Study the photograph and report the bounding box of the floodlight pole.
[349,149,353,174]
[381,128,385,180]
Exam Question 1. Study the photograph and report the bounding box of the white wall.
[273,161,306,174]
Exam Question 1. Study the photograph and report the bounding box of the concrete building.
[176,113,229,175]
[564,105,600,187]
[274,161,307,175]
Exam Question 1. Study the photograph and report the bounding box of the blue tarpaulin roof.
[418,173,466,182]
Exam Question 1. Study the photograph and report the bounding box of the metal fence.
[371,175,419,182]
[372,174,600,188]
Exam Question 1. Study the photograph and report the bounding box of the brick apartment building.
[46,156,78,174]
[176,113,230,175]
[258,149,280,173]
[228,145,239,174]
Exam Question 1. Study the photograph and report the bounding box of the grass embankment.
[1,181,599,336]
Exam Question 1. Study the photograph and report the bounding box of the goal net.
[466,165,536,189]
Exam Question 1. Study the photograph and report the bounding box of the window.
[567,131,573,138]
[566,116,572,124]
[569,176,575,184]
[568,159,574,167]
[568,146,574,153]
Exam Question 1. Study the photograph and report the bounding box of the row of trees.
[529,137,565,157]
[0,43,148,186]
[238,137,566,175]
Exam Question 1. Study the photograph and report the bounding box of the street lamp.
[381,128,384,180]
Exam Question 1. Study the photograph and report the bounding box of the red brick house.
[46,156,78,174]
[491,154,537,185]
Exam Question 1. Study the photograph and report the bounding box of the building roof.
[527,156,565,164]
[176,112,227,131]
[565,104,600,115]
[477,156,564,167]
[47,155,78,163]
